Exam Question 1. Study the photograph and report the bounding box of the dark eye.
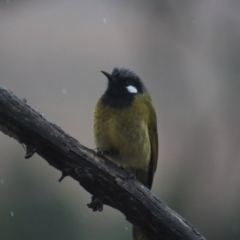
[125,81,129,86]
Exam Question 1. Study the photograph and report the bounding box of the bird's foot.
[93,147,105,156]
[125,168,137,181]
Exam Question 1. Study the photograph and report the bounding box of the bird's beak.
[101,71,114,81]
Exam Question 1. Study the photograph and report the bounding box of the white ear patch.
[126,85,138,93]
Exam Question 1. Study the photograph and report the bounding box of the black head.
[101,68,145,108]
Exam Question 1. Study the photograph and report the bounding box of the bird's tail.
[133,225,149,240]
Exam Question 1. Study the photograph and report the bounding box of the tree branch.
[0,86,206,240]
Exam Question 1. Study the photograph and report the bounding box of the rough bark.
[0,86,206,240]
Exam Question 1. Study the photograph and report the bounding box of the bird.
[93,68,158,240]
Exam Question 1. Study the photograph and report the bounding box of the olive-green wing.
[145,95,158,189]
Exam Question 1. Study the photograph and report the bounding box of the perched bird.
[93,68,158,240]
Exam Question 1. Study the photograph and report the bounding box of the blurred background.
[0,0,240,239]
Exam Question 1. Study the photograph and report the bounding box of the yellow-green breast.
[94,94,151,171]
